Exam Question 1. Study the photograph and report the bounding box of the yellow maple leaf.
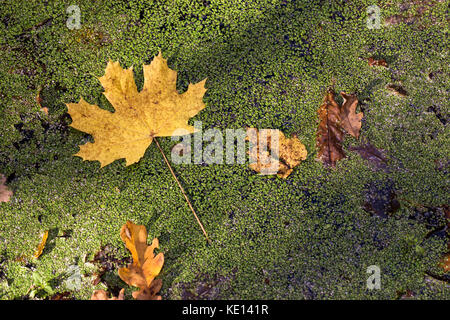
[66,52,207,167]
[118,221,164,300]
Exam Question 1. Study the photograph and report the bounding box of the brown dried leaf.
[91,288,125,300]
[440,253,450,273]
[368,57,388,67]
[0,174,13,203]
[132,279,162,300]
[316,91,345,167]
[340,92,363,139]
[386,84,408,97]
[349,142,389,171]
[118,221,164,300]
[246,129,307,178]
[50,292,72,300]
[316,90,363,167]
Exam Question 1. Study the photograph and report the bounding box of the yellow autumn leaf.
[66,52,207,167]
[33,230,49,259]
[247,129,307,178]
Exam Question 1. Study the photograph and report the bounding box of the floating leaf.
[349,141,389,171]
[368,57,388,67]
[363,181,400,218]
[66,51,207,167]
[386,83,408,97]
[316,90,345,167]
[91,289,125,300]
[246,128,307,178]
[33,230,49,259]
[340,92,363,139]
[118,221,164,300]
[0,174,13,203]
[316,90,363,167]
[440,253,450,273]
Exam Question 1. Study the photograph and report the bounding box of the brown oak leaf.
[316,90,363,167]
[340,92,363,139]
[118,221,164,300]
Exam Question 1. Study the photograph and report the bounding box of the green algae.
[0,0,448,299]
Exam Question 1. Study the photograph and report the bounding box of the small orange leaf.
[91,288,125,300]
[36,88,48,115]
[33,230,49,259]
[118,221,164,300]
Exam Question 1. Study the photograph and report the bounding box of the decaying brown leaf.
[0,174,13,203]
[316,90,345,167]
[36,88,48,115]
[363,181,400,218]
[316,90,363,167]
[50,291,72,300]
[368,57,388,67]
[386,83,408,97]
[33,230,49,259]
[246,128,307,178]
[66,51,207,167]
[340,93,363,139]
[91,288,125,300]
[349,141,389,171]
[440,253,450,273]
[118,221,164,300]
[90,244,130,286]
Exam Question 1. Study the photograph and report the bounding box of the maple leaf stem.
[154,137,211,244]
